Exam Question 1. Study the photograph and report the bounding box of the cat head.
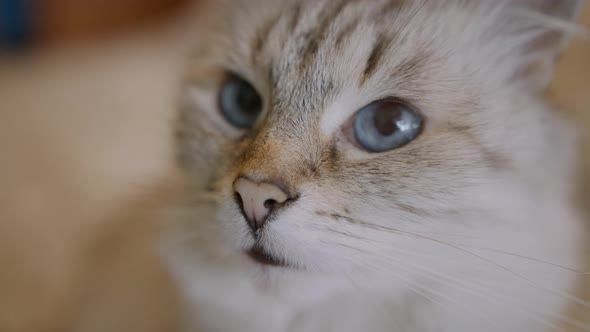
[176,0,583,273]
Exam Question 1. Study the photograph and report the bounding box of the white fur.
[166,1,587,331]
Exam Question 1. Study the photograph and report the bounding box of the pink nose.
[233,177,291,232]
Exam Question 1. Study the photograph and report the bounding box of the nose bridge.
[230,111,320,232]
[238,68,327,177]
[238,128,312,185]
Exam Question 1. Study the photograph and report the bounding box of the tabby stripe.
[288,2,303,33]
[361,32,392,85]
[251,11,282,63]
[299,0,354,71]
[334,16,360,48]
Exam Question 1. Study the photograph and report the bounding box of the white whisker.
[458,244,590,276]
[378,252,588,331]
[352,237,575,331]
[336,242,503,331]
[348,216,590,311]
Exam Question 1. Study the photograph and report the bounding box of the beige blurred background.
[0,2,588,332]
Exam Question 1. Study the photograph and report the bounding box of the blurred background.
[0,1,588,331]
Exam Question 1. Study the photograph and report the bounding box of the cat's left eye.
[218,73,263,129]
[352,99,423,153]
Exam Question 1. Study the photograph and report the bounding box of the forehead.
[234,1,437,90]
[204,0,484,133]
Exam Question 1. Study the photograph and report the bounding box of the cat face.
[177,0,582,278]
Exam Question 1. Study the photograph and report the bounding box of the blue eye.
[219,73,263,129]
[353,99,423,153]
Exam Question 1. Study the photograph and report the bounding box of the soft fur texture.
[166,1,589,331]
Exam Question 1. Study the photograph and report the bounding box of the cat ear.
[500,0,584,91]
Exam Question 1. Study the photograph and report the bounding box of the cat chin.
[245,263,357,309]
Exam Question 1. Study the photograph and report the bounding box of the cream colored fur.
[166,1,590,331]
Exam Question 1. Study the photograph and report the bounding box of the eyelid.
[221,67,269,105]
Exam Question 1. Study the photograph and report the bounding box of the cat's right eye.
[218,73,263,129]
[351,99,423,153]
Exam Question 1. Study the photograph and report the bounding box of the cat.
[163,0,589,331]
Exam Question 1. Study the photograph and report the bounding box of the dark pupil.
[236,81,261,113]
[373,105,402,136]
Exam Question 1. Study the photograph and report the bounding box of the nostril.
[234,192,244,210]
[264,199,277,209]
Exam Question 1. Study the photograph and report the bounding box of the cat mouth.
[246,246,289,268]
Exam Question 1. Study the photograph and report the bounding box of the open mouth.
[247,246,286,267]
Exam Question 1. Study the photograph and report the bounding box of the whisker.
[339,234,581,331]
[375,252,588,331]
[332,242,502,330]
[336,236,568,331]
[343,215,590,311]
[341,221,590,276]
[345,246,504,330]
[344,254,443,306]
[458,244,590,276]
[323,227,497,271]
[332,232,579,331]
